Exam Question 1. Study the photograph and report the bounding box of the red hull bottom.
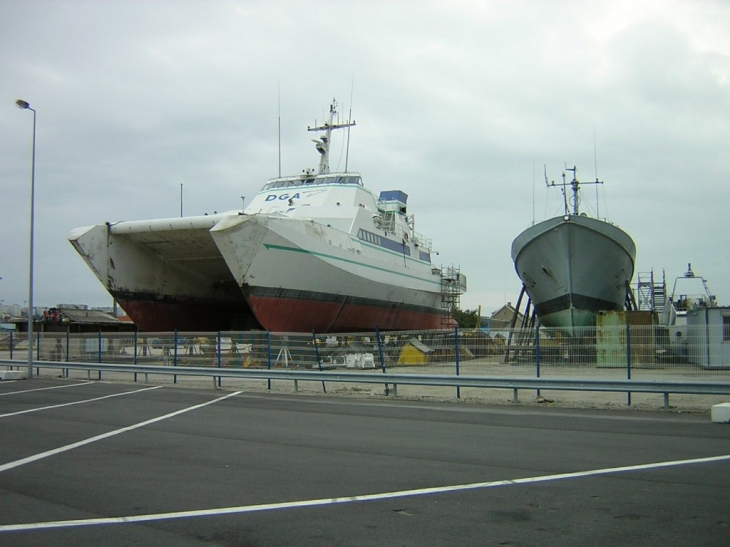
[115,294,451,333]
[247,294,447,333]
[117,299,261,332]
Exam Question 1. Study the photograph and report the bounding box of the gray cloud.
[1,0,728,314]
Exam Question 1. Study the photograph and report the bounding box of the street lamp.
[16,99,36,379]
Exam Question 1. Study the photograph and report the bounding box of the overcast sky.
[1,0,729,316]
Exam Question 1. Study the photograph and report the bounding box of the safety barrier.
[2,356,730,410]
[2,325,729,407]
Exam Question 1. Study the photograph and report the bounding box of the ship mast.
[567,166,580,216]
[546,165,603,217]
[307,99,356,174]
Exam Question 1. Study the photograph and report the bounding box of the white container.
[344,353,376,369]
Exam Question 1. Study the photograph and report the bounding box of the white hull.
[212,213,441,297]
[69,210,450,332]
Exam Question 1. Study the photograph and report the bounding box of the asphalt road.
[0,378,728,546]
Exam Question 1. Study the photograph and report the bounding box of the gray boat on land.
[511,166,636,332]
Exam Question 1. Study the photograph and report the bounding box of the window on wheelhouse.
[262,174,361,191]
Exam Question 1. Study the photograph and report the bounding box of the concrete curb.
[0,370,27,380]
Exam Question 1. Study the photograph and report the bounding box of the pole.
[375,326,389,395]
[455,326,461,399]
[267,331,272,391]
[311,330,327,393]
[16,100,36,379]
[173,329,178,383]
[626,323,632,406]
[535,323,540,397]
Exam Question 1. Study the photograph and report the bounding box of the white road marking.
[0,390,242,474]
[0,385,163,418]
[0,381,94,396]
[1,453,728,533]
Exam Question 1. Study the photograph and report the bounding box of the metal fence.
[2,325,730,409]
[2,325,729,381]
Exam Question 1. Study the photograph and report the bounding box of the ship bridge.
[248,172,368,215]
[260,173,363,191]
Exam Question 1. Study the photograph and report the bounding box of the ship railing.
[372,216,432,252]
[411,232,431,252]
[2,325,728,408]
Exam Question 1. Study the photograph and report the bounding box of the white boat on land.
[661,263,718,350]
[69,100,466,333]
[511,166,636,332]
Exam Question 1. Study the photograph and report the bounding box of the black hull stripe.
[534,293,623,317]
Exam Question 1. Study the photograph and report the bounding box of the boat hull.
[511,215,636,332]
[211,214,447,332]
[70,213,449,333]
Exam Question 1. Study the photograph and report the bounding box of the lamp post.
[16,99,36,379]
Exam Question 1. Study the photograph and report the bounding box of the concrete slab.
[0,370,27,380]
[710,402,730,423]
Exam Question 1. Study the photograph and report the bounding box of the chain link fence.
[2,325,729,382]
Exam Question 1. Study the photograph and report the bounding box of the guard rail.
[3,358,730,409]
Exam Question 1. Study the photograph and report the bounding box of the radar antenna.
[545,165,603,217]
[307,99,356,174]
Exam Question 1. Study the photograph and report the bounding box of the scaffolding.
[440,266,466,328]
[636,269,666,312]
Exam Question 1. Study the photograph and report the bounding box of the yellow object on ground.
[397,342,429,366]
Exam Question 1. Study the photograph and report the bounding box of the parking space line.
[0,382,94,397]
[0,385,163,418]
[0,390,242,474]
[1,453,728,533]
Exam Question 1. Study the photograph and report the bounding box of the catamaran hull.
[69,214,447,333]
[511,215,636,331]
